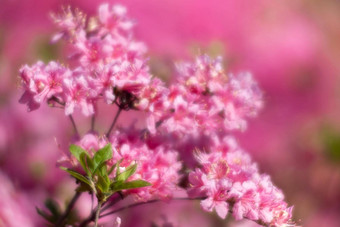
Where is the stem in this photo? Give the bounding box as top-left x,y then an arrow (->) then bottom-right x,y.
55,192 -> 81,227
79,197 -> 204,226
100,197 -> 206,218
100,194 -> 122,213
91,115 -> 95,131
68,115 -> 79,137
78,194 -> 121,227
91,193 -> 94,213
78,212 -> 95,227
94,201 -> 103,227
106,108 -> 122,138
79,196 -> 269,227
99,197 -> 269,227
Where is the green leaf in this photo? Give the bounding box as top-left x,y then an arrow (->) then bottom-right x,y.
93,144 -> 113,168
96,174 -> 110,193
107,163 -> 116,175
116,163 -> 137,182
321,125 -> 340,163
60,167 -> 91,186
44,199 -> 61,218
79,152 -> 94,176
123,180 -> 152,189
111,180 -> 151,192
36,207 -> 54,223
69,144 -> 87,162
93,161 -> 108,176
69,144 -> 94,176
115,159 -> 123,176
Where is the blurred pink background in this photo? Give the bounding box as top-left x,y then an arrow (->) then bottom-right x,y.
1,0 -> 340,226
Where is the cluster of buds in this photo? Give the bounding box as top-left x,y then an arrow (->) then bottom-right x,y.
19,3 -> 296,227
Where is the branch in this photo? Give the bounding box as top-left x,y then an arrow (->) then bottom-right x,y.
99,197 -> 206,218
94,201 -> 103,227
106,107 -> 122,138
47,96 -> 79,137
55,191 -> 81,227
68,115 -> 80,137
91,115 -> 96,131
78,196 -> 271,227
78,194 -> 122,227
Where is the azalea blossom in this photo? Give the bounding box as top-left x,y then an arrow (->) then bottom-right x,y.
188,135 -> 294,226
17,3 -> 296,227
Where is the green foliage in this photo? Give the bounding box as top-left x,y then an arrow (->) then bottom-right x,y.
69,144 -> 86,162
111,179 -> 151,192
79,152 -> 94,176
34,36 -> 61,62
60,143 -> 151,203
321,125 -> 340,163
115,163 -> 137,182
60,167 -> 91,186
36,198 -> 79,226
94,144 -> 113,168
36,198 -> 61,224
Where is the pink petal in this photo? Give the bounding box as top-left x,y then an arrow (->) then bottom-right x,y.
215,201 -> 229,219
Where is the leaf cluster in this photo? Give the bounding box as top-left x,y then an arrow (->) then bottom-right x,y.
36,198 -> 78,226
61,143 -> 151,202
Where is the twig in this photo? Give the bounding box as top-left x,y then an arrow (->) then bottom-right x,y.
91,115 -> 95,131
91,193 -> 94,214
78,196 -> 270,227
94,201 -> 103,227
100,194 -> 123,213
78,194 -> 121,227
100,197 -> 206,218
106,108 -> 122,138
69,115 -> 79,137
79,197 -> 205,226
55,192 -> 81,227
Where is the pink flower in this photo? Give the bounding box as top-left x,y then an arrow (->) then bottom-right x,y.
114,216 -> 122,227
110,129 -> 182,200
62,72 -> 95,116
149,55 -> 263,135
64,130 -> 182,201
0,171 -> 37,227
19,61 -> 69,111
201,195 -> 229,219
16,3 -> 298,226
98,4 -> 134,35
188,135 -> 294,226
20,3 -> 153,116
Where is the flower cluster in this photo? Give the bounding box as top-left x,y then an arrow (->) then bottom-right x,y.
110,130 -> 182,200
0,171 -> 36,227
146,55 -> 263,135
188,135 -> 294,226
63,132 -> 182,201
19,4 -> 161,116
18,3 -> 296,227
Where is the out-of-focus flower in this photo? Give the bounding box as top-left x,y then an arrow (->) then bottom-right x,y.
0,171 -> 37,227
62,131 -> 183,201
18,4 -> 158,116
188,135 -> 294,226
146,55 -> 263,135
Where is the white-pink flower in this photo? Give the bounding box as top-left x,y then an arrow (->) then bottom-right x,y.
149,55 -> 263,135
188,135 -> 294,226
